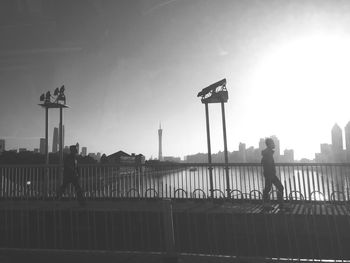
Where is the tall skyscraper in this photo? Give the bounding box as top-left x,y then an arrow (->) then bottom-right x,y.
39,138 -> 46,154
158,123 -> 163,161
259,138 -> 265,152
345,122 -> 350,162
238,142 -> 246,162
271,135 -> 280,161
332,123 -> 344,162
81,147 -> 87,157
0,139 -> 5,153
332,123 -> 343,152
76,143 -> 80,154
283,149 -> 294,162
52,127 -> 59,153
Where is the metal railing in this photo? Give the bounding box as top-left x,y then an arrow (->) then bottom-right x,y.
1,163 -> 350,202
1,200 -> 350,261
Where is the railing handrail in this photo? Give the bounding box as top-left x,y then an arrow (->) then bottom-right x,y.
1,162 -> 350,202
1,162 -> 350,168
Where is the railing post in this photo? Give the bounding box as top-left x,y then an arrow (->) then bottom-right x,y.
221,102 -> 231,198
44,107 -> 49,198
205,103 -> 214,198
162,199 -> 178,263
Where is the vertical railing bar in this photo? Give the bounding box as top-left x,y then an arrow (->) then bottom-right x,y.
306,166 -> 312,201
315,165 -> 321,200
301,166 -> 306,203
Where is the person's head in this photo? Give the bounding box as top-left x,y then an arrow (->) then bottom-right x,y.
69,145 -> 78,155
265,138 -> 275,149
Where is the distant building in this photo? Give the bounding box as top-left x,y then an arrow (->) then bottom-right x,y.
345,122 -> 350,162
332,123 -> 345,162
0,139 -> 5,154
163,156 -> 181,162
76,143 -> 80,155
63,146 -> 70,154
33,148 -> 39,153
238,142 -> 247,162
283,149 -> 294,162
107,151 -> 145,165
52,126 -> 65,153
315,143 -> 333,163
259,138 -> 265,152
19,148 -> 27,152
185,153 -> 207,163
270,135 -> 281,161
332,123 -> 343,152
88,152 -> 102,161
246,146 -> 260,162
39,138 -> 46,154
81,147 -> 87,157
88,153 -> 97,160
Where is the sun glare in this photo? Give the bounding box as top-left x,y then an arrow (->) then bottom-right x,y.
250,33 -> 350,158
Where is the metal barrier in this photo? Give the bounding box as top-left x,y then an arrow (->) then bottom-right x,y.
1,201 -> 350,261
1,163 -> 350,202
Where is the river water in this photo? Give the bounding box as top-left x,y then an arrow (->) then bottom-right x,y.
108,165 -> 350,201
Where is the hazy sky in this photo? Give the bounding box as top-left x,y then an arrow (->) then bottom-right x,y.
1,0 -> 350,160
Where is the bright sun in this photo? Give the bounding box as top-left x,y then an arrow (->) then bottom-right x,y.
250,33 -> 350,158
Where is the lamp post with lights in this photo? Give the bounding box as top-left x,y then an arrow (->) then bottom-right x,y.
38,86 -> 68,167
197,79 -> 230,198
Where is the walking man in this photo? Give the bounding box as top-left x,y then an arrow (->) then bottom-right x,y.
261,138 -> 284,209
57,145 -> 85,205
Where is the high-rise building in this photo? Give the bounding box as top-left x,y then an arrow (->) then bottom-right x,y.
270,135 -> 280,161
39,138 -> 46,154
0,139 -> 5,153
76,143 -> 80,155
259,138 -> 265,152
53,126 -> 65,153
158,123 -> 163,161
332,123 -> 343,153
283,149 -> 294,162
238,142 -> 246,162
345,122 -> 350,162
81,147 -> 87,157
63,146 -> 70,154
52,127 -> 58,153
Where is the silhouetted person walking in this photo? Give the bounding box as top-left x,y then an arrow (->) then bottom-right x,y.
261,138 -> 284,209
57,145 -> 85,205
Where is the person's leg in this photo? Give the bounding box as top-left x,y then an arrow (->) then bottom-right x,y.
263,176 -> 272,203
56,177 -> 69,199
272,175 -> 284,205
71,177 -> 85,203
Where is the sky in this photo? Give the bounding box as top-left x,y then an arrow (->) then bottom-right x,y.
1,0 -> 350,160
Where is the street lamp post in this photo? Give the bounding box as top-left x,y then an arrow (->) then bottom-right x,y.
197,79 -> 230,199
39,86 -> 68,197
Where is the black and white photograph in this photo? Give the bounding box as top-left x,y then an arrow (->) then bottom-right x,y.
1,0 -> 350,262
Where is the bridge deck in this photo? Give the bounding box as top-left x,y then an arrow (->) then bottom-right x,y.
1,200 -> 350,261
2,199 -> 350,216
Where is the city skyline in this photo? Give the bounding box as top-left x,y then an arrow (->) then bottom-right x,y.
2,121 -> 350,162
1,1 -> 350,160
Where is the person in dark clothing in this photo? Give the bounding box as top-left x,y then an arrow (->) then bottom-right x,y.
261,138 -> 284,209
57,145 -> 85,205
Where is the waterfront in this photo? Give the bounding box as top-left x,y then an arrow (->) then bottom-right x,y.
1,163 -> 349,201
